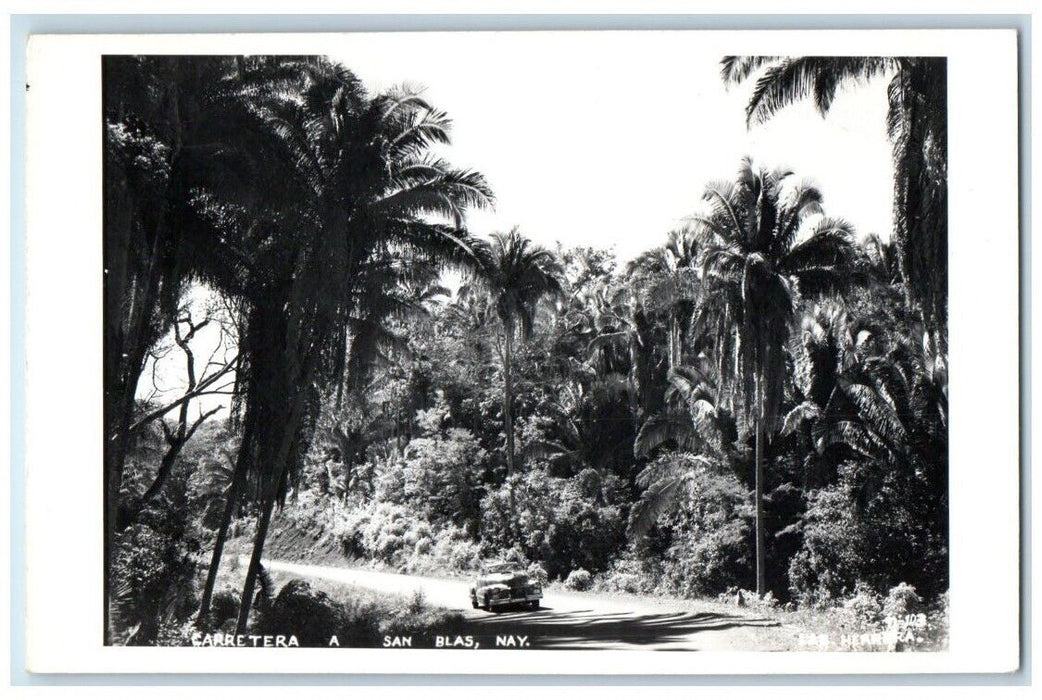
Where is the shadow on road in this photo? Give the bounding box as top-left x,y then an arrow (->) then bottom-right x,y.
465,606 -> 781,650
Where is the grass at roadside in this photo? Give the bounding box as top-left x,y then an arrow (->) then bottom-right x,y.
192,540 -> 466,647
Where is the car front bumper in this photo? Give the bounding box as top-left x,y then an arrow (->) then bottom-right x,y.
488,591 -> 541,605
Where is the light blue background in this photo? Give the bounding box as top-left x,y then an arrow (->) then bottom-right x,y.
8,12 -> 1032,687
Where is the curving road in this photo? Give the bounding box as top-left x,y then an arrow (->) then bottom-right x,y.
254,557 -> 794,651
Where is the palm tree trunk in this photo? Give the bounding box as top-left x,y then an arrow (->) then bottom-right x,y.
234,394 -> 305,636
754,373 -> 767,597
235,480 -> 278,636
503,327 -> 517,527
668,314 -> 681,370
196,445 -> 249,627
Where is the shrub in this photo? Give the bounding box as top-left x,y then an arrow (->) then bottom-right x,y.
208,587 -> 240,627
337,598 -> 383,647
407,589 -> 427,615
564,568 -> 593,591
480,467 -> 624,579
645,457 -> 752,598
526,562 -> 549,587
289,498 -> 482,575
112,516 -> 199,645
399,428 -> 487,529
259,579 -> 346,646
596,544 -> 663,595
427,530 -> 482,572
414,536 -> 433,556
840,582 -> 883,630
788,462 -> 948,604
787,483 -> 866,605
882,582 -> 924,620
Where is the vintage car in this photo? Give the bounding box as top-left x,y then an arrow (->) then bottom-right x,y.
469,561 -> 541,611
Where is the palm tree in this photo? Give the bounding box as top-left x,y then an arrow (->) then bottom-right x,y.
523,370 -> 634,480
327,256 -> 450,499
633,361 -> 737,462
627,228 -> 702,371
242,76 -> 491,636
780,300 -> 878,488
692,159 -> 863,596
467,228 -> 563,524
586,282 -> 661,425
783,300 -> 947,482
171,60 -> 494,635
629,357 -> 742,540
720,56 -> 947,355
783,297 -> 948,595
104,55 -> 325,639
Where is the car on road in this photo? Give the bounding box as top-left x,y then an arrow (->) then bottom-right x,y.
470,561 -> 541,611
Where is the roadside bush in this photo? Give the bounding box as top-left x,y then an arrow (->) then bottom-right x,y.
791,583 -> 947,652
787,483 -> 867,606
425,527 -> 482,572
400,427 -> 487,530
564,568 -> 593,591
112,496 -> 200,645
259,579 -> 346,646
653,459 -> 752,598
208,588 -> 240,628
289,499 -> 481,575
596,544 -> 664,595
526,562 -> 549,587
480,467 -> 625,579
840,582 -> 884,630
717,587 -> 779,612
882,582 -> 924,619
788,462 -> 947,605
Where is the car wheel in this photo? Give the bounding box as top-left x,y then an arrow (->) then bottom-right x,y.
483,593 -> 492,612
529,600 -> 539,610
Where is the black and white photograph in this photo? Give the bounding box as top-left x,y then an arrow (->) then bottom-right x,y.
20,26 -> 1021,677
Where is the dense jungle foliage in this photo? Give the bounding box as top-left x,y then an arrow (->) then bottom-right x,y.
105,55 -> 948,646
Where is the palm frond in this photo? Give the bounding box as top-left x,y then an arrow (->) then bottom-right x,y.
720,55 -> 782,86
634,412 -> 695,458
628,477 -> 684,538
745,57 -> 894,126
780,401 -> 821,436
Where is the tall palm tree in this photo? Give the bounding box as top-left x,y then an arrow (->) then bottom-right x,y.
627,228 -> 702,371
586,282 -> 661,424
175,59 -> 494,634
104,55 -> 324,639
692,159 -> 863,595
720,56 -> 947,355
466,228 -> 563,523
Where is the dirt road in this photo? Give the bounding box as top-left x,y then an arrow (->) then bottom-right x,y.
256,558 -> 795,651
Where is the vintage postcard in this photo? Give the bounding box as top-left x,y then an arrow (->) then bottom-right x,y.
22,28 -> 1020,675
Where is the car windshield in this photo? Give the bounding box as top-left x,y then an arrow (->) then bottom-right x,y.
482,563 -> 518,575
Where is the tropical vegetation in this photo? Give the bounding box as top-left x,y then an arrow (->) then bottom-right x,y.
106,54 -> 948,647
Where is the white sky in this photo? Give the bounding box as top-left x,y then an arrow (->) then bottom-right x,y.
141,33 -> 897,415
327,32 -> 895,261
